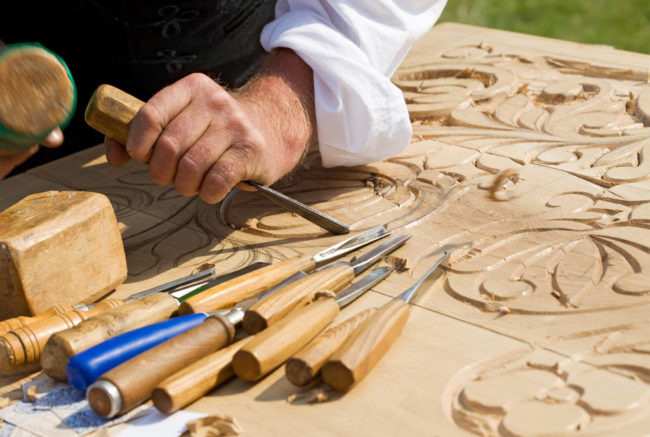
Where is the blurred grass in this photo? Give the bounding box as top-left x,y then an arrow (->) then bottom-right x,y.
439,0 -> 650,54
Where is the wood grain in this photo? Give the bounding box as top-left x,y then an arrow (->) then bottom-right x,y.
322,300 -> 410,391
0,298 -> 123,373
286,308 -> 376,386
40,293 -> 178,381
0,305 -> 75,335
3,22 -> 650,436
0,191 -> 127,318
92,314 -> 235,416
153,338 -> 251,414
242,263 -> 353,334
84,84 -> 144,146
233,297 -> 340,382
179,255 -> 316,315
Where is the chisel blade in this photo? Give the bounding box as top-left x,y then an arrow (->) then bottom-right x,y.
335,266 -> 394,308
397,251 -> 450,304
245,181 -> 350,234
311,225 -> 390,266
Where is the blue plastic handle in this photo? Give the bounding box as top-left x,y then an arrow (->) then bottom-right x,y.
67,312 -> 209,391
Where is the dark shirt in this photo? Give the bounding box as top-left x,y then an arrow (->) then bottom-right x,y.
2,0 -> 275,172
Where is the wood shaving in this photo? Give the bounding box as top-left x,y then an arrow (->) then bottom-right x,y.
0,397 -> 9,408
385,255 -> 409,272
181,415 -> 242,437
193,263 -> 215,274
287,387 -> 331,404
25,385 -> 38,403
488,169 -> 520,202
313,290 -> 337,301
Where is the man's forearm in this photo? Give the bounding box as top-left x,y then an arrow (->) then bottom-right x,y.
236,48 -> 316,176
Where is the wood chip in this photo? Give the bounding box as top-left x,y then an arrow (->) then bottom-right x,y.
25,385 -> 38,403
181,415 -> 242,437
488,168 -> 520,202
287,387 -> 331,404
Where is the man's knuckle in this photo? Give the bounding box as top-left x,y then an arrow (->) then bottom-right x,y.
178,153 -> 201,175
155,135 -> 180,158
138,104 -> 161,127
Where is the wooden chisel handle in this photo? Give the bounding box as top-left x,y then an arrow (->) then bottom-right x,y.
41,293 -> 179,381
153,337 -> 252,414
242,263 -> 354,334
0,299 -> 123,373
179,255 -> 316,315
285,308 -> 376,387
321,300 -> 410,391
233,297 -> 340,382
88,314 -> 236,418
85,84 -> 144,145
0,304 -> 75,335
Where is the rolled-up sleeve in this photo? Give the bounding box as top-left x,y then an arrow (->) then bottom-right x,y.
260,0 -> 447,167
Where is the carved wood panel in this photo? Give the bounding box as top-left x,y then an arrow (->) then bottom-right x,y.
1,22 -> 650,436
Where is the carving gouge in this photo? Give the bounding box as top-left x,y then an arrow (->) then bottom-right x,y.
71,271 -> 305,394
38,264 -> 268,381
153,266 -> 393,414
232,266 -> 394,382
85,84 -> 349,235
321,252 -> 450,391
178,225 -> 390,315
0,266 -> 215,336
0,266 -> 227,373
242,234 -> 410,334
286,307 -> 376,387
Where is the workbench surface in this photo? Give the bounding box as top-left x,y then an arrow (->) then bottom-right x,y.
2,22 -> 650,436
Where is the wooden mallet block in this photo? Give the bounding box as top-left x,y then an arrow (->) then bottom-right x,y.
0,191 -> 127,318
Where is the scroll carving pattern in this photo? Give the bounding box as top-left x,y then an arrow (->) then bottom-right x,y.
11,24 -> 650,435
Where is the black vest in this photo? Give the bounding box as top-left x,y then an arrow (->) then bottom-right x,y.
2,0 -> 276,169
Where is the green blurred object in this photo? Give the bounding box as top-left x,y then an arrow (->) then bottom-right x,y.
0,43 -> 77,152
439,0 -> 650,54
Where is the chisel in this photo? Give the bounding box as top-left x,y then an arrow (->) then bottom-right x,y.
0,266 -> 223,374
285,308 -> 376,387
72,271 -> 305,393
321,252 -> 450,391
232,266 -> 394,382
38,264 -> 266,381
178,225 -> 390,315
152,266 -> 393,414
85,272 -> 306,418
84,84 -> 350,235
241,234 -> 410,334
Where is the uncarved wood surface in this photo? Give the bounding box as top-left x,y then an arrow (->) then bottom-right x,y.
1,22 -> 650,436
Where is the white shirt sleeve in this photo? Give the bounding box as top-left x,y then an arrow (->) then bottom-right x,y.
260,0 -> 447,167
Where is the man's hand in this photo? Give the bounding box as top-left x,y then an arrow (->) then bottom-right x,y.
105,48 -> 316,204
0,128 -> 63,180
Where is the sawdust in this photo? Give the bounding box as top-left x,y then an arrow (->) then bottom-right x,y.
181,415 -> 242,437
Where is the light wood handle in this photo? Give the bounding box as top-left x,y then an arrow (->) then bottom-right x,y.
0,304 -> 75,335
242,264 -> 353,334
321,299 -> 410,391
179,255 -> 316,315
153,337 -> 252,414
89,315 -> 235,417
85,84 -> 144,145
0,299 -> 123,373
233,297 -> 340,382
41,293 -> 179,381
285,308 -> 376,387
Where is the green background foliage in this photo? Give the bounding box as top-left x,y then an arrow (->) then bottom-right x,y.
438,0 -> 650,54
